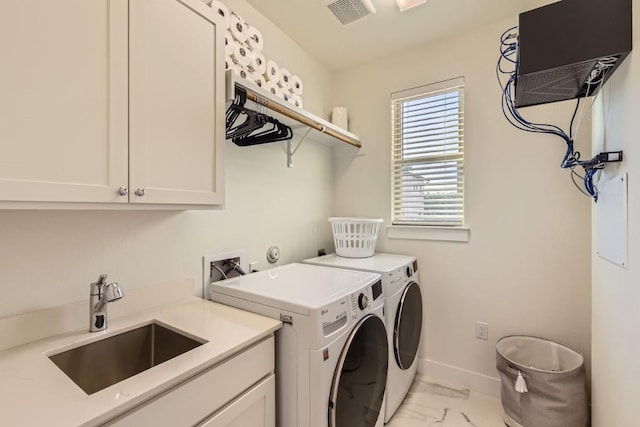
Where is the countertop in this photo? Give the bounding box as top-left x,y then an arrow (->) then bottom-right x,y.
0,298 -> 282,426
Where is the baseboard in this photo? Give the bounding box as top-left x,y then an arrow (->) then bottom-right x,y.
418,358 -> 501,398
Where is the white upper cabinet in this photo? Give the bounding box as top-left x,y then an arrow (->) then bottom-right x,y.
0,0 -> 224,207
129,0 -> 224,205
0,0 -> 129,203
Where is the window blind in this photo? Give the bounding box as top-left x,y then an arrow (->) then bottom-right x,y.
391,78 -> 465,226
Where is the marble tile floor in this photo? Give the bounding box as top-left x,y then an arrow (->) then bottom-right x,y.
386,377 -> 505,427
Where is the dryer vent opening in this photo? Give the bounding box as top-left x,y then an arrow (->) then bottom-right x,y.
323,0 -> 376,25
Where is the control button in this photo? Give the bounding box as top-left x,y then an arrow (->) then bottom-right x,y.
358,293 -> 369,310
406,266 -> 413,277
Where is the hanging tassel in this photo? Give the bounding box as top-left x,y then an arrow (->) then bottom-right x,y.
515,371 -> 528,393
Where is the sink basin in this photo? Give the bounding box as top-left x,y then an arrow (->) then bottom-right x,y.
49,322 -> 205,395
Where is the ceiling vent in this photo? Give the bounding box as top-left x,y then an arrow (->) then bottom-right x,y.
322,0 -> 376,25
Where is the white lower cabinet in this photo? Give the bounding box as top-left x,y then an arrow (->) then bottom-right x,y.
104,337 -> 274,427
198,375 -> 275,427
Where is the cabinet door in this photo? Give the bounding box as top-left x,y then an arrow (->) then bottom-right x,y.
129,0 -> 225,206
198,375 -> 275,427
0,0 -> 129,203
104,337 -> 275,427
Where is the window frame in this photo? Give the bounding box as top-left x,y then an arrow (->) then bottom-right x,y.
390,77 -> 467,233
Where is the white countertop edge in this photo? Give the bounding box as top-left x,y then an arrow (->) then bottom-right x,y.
0,298 -> 282,427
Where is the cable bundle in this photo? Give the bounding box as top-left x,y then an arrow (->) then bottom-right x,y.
496,27 -> 615,202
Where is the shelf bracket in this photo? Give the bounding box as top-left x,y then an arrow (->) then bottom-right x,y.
287,127 -> 314,168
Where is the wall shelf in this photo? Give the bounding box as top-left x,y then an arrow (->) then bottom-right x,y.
225,71 -> 362,156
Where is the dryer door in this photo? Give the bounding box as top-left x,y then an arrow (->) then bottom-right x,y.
393,281 -> 423,370
328,314 -> 388,427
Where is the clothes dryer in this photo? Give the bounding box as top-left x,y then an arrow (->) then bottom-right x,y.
210,263 -> 388,427
304,253 -> 422,422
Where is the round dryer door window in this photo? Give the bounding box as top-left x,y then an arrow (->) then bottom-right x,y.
394,281 -> 423,370
329,314 -> 388,427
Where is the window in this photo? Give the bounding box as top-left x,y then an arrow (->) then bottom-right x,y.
391,77 -> 465,227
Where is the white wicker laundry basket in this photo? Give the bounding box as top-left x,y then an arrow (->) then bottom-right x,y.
329,217 -> 383,258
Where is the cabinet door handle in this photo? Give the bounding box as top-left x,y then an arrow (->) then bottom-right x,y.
117,187 -> 128,196
135,188 -> 146,197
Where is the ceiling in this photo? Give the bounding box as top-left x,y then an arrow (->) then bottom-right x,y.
244,0 -> 557,71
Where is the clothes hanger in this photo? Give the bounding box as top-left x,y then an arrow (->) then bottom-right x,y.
226,86 -> 294,146
233,115 -> 293,146
229,108 -> 267,139
225,88 -> 249,136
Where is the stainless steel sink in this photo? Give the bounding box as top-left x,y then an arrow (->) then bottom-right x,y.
49,322 -> 205,394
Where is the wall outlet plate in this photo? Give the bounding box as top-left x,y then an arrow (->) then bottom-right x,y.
249,261 -> 260,273
476,321 -> 489,340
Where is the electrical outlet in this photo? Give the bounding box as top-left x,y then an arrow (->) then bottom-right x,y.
202,250 -> 247,297
476,322 -> 489,340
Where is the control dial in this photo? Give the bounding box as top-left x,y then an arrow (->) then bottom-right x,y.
358,293 -> 369,310
406,266 -> 413,278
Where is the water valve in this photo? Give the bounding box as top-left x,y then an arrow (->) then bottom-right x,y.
267,246 -> 280,263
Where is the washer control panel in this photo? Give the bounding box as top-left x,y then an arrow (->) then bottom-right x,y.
390,262 -> 417,281
349,285 -> 375,319
406,264 -> 413,278
358,293 -> 369,310
320,298 -> 349,336
385,262 -> 418,295
388,268 -> 404,287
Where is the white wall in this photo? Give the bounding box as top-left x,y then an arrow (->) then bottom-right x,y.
591,6 -> 639,425
332,17 -> 592,394
0,0 -> 336,319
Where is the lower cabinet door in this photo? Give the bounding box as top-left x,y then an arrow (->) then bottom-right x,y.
198,375 -> 275,427
104,337 -> 274,427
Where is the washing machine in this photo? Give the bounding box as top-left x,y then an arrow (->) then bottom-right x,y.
210,263 -> 388,427
304,253 -> 422,423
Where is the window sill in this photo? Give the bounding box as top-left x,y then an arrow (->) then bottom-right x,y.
386,225 -> 470,242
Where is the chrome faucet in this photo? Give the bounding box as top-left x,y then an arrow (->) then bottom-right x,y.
89,274 -> 124,332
